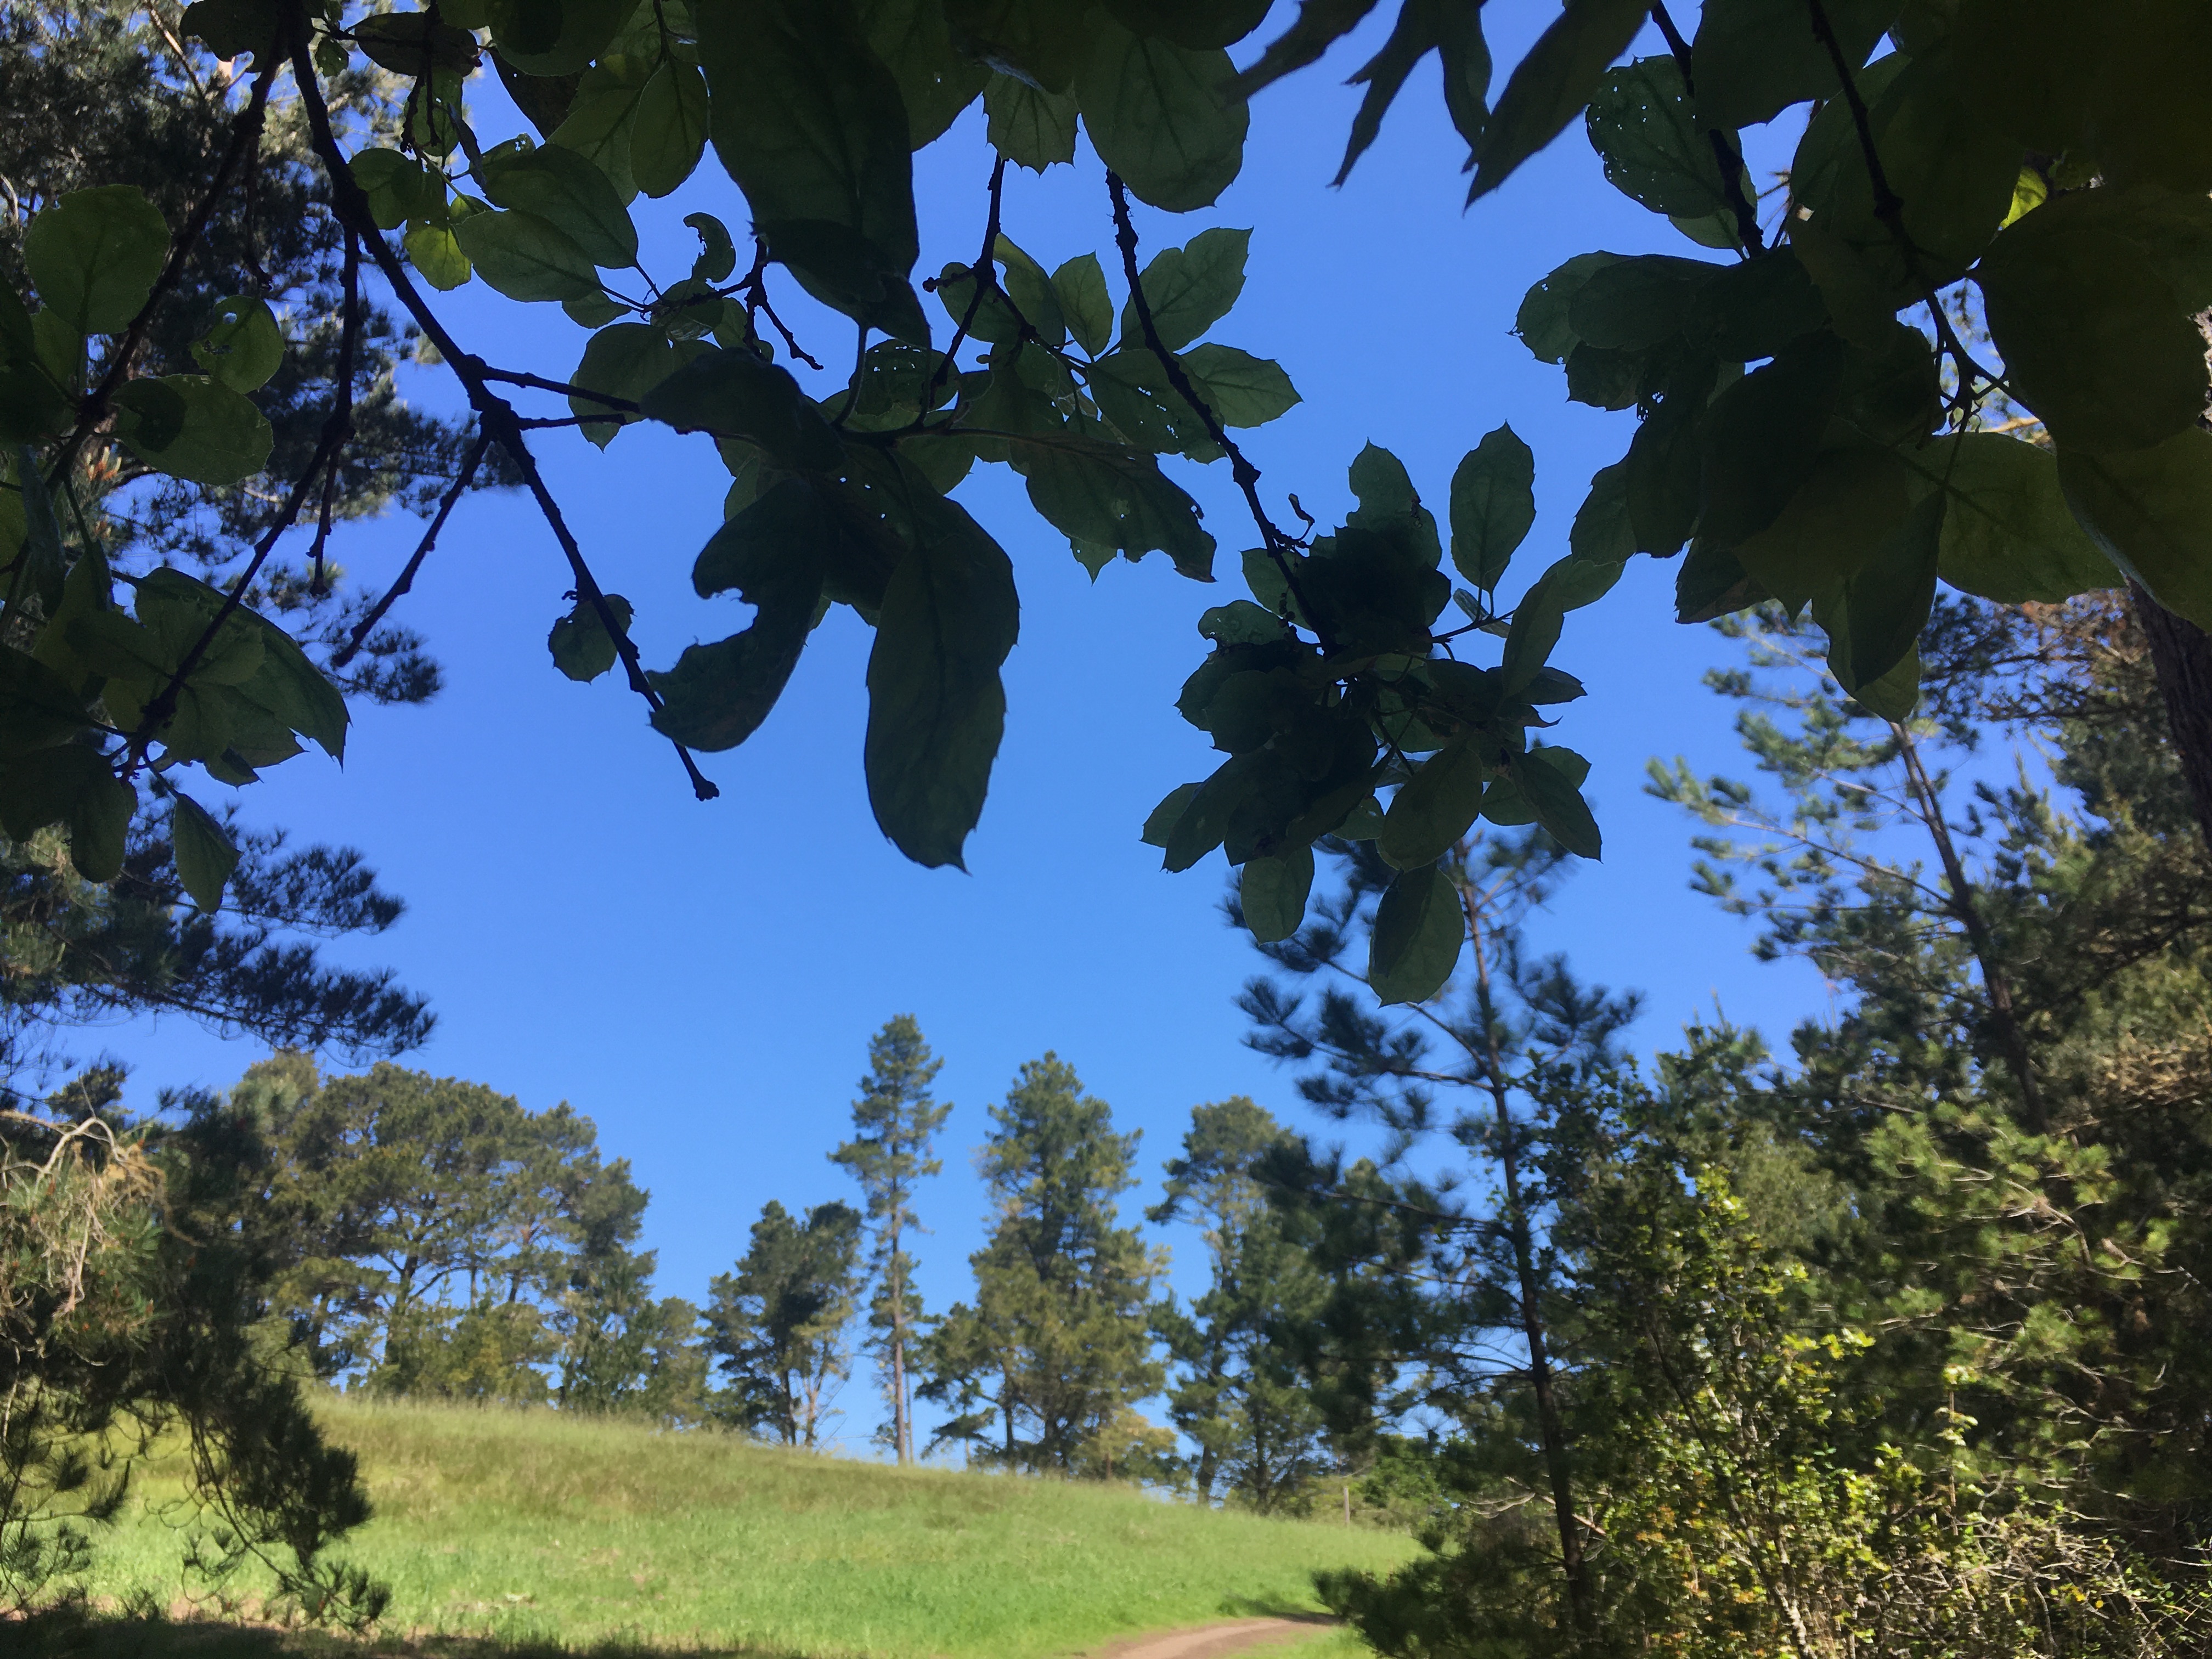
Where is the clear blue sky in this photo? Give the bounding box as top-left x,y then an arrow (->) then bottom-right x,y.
93,9 -> 1836,1450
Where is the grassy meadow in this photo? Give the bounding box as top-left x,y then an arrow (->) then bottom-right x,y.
40,1397 -> 1414,1658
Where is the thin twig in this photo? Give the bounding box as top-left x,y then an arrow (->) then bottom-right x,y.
288,22 -> 719,802
923,154 -> 1009,412
331,430 -> 487,668
306,228 -> 362,596
475,366 -> 639,409
1104,172 -> 1330,647
737,238 -> 823,370
46,51 -> 280,488
1647,0 -> 1766,254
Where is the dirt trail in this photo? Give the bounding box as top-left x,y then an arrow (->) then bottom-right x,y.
1076,1618 -> 1336,1659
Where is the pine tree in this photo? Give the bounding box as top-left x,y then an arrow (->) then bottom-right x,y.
919,1054 -> 1164,1476
828,1015 -> 951,1465
1149,1096 -> 1331,1509
705,1199 -> 863,1447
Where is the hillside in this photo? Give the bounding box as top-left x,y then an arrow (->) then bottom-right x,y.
65,1398 -> 1415,1657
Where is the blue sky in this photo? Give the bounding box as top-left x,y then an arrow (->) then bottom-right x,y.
89,9 -> 1844,1451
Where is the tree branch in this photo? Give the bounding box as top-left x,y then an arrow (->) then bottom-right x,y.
46,49 -> 281,487
286,21 -> 718,801
330,430 -> 488,669
1647,0 -> 1766,255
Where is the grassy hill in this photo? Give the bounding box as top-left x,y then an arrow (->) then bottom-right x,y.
55,1398 -> 1414,1657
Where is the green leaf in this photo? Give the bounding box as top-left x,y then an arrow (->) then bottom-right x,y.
1569,460 -> 1635,565
491,0 -> 639,76
1107,0 -> 1271,49
1141,780 -> 1203,846
1178,344 -> 1299,427
23,185 -> 169,336
1688,249 -> 1829,362
190,296 -> 283,393
1980,191 -> 2212,455
549,592 -> 635,681
0,644 -> 93,760
1198,600 -> 1282,644
568,322 -> 675,446
2058,427 -> 2212,630
479,142 -> 640,267
946,0 -> 1090,92
1229,0 -> 1382,101
994,235 -> 1066,346
452,209 -> 600,302
1518,745 -> 1601,857
170,793 -> 239,911
651,487 -> 828,752
865,492 -> 1020,870
1502,551 -> 1623,692
637,346 -> 842,470
112,375 -> 273,485
1734,446 -> 1912,613
699,0 -> 919,277
1905,433 -> 2117,604
1348,442 -> 1417,523
181,0 -> 276,58
1380,736 -> 1487,870
1675,537 -> 1768,624
1052,253 -> 1113,356
351,149 -> 439,230
1015,438 -> 1217,580
1515,251 -> 1624,363
633,61 -> 712,199
1691,0 -> 1895,129
9,444 -> 65,616
403,221 -> 473,291
984,73 -> 1080,171
1623,397 -> 1701,556
67,772 -> 135,883
1240,843 -> 1315,943
1585,55 -> 1734,219
0,744 -> 108,843
1450,423 -> 1536,590
1833,490 -> 1942,690
1076,19 -> 1248,212
861,0 -> 989,145
551,60 -> 653,203
1468,0 -> 1649,203
1368,862 -> 1464,1005
1697,331 -> 1846,550
1566,253 -> 1714,351
765,220 -> 932,345
1334,0 -> 1448,187
353,11 -> 480,74
1120,228 -> 1249,353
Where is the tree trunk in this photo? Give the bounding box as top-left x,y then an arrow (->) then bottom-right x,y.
1459,875 -> 1593,1633
2130,579 -> 2212,853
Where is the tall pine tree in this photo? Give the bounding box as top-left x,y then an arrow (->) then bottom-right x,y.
828,1015 -> 951,1465
920,1054 -> 1164,1476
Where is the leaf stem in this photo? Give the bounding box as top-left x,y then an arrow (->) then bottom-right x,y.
1646,0 -> 1766,254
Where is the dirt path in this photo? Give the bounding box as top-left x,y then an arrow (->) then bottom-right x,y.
1076,1617 -> 1338,1659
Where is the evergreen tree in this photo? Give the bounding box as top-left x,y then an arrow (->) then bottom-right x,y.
919,1054 -> 1164,1477
828,1015 -> 951,1466
1148,1096 -> 1331,1510
1238,829 -> 1640,1623
705,1199 -> 862,1447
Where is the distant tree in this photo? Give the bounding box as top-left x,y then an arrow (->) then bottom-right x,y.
920,1054 -> 1164,1477
706,1199 -> 863,1447
828,1014 -> 952,1466
236,1058 -> 640,1391
1149,1097 -> 1332,1510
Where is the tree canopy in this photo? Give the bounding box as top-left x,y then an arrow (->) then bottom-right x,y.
7,0 -> 2208,1002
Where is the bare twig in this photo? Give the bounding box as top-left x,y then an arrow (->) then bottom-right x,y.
737,238 -> 823,370
475,366 -> 639,409
331,430 -> 487,668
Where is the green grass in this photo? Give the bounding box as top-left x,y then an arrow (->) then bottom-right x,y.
43,1397 -> 1413,1658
